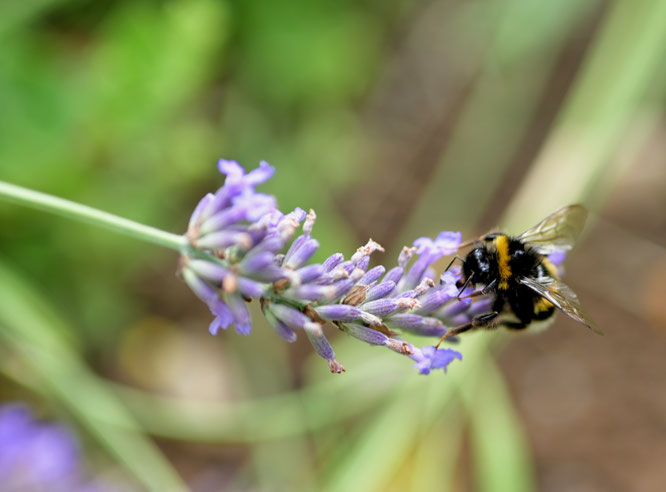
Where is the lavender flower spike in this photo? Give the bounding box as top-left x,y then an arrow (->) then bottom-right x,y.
180,159 -> 488,374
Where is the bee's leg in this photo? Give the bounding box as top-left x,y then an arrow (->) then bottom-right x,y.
435,311 -> 499,348
471,311 -> 501,329
501,321 -> 527,330
455,275 -> 474,298
435,323 -> 473,347
458,279 -> 497,300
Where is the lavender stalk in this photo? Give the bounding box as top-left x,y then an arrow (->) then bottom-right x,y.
0,181 -> 186,251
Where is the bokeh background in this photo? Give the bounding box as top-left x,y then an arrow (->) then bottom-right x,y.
1,0 -> 665,490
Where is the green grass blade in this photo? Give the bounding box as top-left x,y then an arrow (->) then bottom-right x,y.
0,260 -> 186,492
505,0 -> 666,219
459,354 -> 536,492
321,336 -> 489,492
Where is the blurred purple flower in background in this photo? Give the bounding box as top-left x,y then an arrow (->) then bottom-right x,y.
180,160 -> 491,374
0,403 -> 101,492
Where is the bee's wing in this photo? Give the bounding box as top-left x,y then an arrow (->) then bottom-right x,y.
517,205 -> 588,255
517,276 -> 603,334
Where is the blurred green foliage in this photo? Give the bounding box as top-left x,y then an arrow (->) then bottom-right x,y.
1,0 -> 664,490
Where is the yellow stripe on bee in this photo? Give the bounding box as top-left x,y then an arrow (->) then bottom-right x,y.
541,257 -> 559,279
534,297 -> 554,314
493,235 -> 511,289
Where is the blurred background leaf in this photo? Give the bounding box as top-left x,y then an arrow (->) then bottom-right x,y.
0,259 -> 186,490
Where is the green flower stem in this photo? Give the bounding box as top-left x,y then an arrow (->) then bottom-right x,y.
0,181 -> 310,309
0,181 -> 187,252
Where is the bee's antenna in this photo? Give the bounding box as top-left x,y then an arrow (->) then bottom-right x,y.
458,230 -> 501,249
457,239 -> 477,249
442,256 -> 465,278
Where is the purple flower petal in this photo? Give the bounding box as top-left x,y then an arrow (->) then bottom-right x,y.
548,251 -> 567,265
397,289 -> 417,299
235,321 -> 253,335
315,305 -> 363,322
264,310 -> 297,343
226,295 -> 252,335
232,192 -> 277,221
413,231 -> 461,256
249,236 -> 285,256
328,278 -> 356,301
210,299 -> 233,329
383,267 -> 404,285
288,284 -> 335,301
401,255 -> 434,291
237,277 -> 266,298
249,264 -> 287,283
416,287 -> 456,315
284,235 -> 307,264
209,317 -> 224,335
436,296 -> 472,319
271,210 -> 306,242
295,264 -> 325,284
343,323 -> 389,345
269,303 -> 311,329
217,159 -> 245,179
198,206 -> 248,236
186,260 -> 228,283
361,298 -> 418,317
317,265 -> 350,284
244,160 -> 275,186
338,260 -> 354,274
188,193 -> 215,231
183,269 -> 219,304
365,281 -> 396,302
467,298 -> 495,317
304,323 -> 336,362
439,270 -> 461,294
358,266 -> 385,286
385,314 -> 446,336
356,256 -> 370,271
403,232 -> 462,290
239,251 -> 276,275
321,253 -> 343,272
411,346 -> 462,374
196,230 -> 252,250
286,207 -> 308,224
254,209 -> 283,229
284,238 -> 319,269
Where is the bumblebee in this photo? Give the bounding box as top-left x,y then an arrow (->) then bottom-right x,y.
436,205 -> 601,346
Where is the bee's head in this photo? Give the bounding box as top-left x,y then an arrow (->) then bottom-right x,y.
481,232 -> 501,241
459,245 -> 494,287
